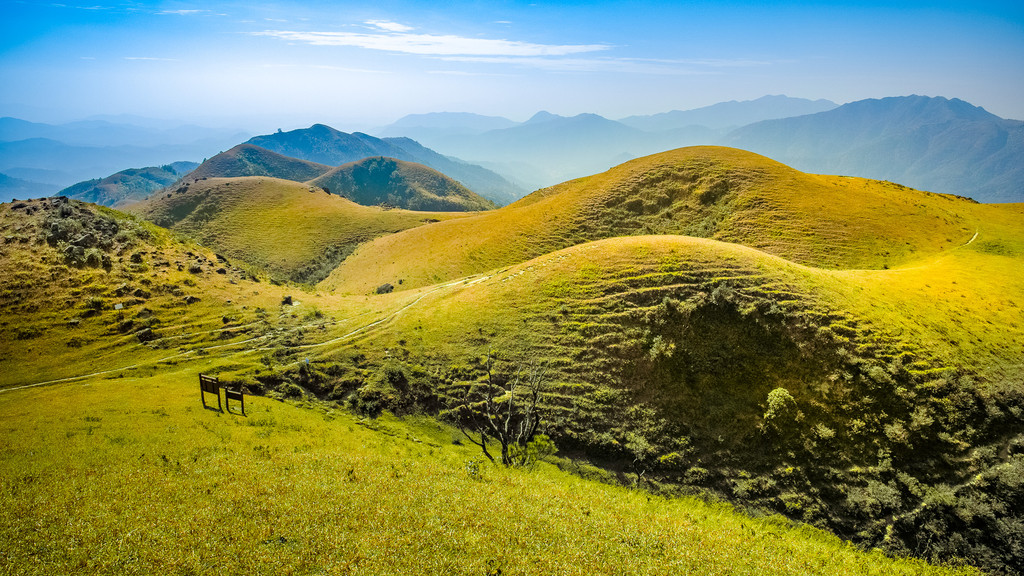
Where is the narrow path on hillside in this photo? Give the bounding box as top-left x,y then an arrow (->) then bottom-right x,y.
0,274 -> 491,394
289,274 -> 491,352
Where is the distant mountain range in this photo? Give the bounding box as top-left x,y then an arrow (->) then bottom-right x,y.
0,172 -> 59,203
374,96 -> 845,189
725,96 -> 1024,203
376,95 -> 1023,202
0,117 -> 248,192
4,95 -> 1021,205
619,95 -> 838,131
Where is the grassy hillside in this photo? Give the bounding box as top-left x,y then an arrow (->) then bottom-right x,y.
310,156 -> 496,212
4,142 -> 1023,573
0,196 -> 978,575
58,163 -> 197,207
0,196 -> 284,389
186,144 -> 332,182
311,231 -> 1024,573
129,176 -> 471,284
320,146 -> 977,294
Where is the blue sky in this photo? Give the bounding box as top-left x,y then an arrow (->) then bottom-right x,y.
1,0 -> 1022,130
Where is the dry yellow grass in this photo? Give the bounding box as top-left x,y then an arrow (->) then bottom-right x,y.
320,146 -> 977,294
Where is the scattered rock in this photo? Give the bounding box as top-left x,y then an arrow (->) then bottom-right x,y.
183,295 -> 200,305
282,295 -> 293,306
135,327 -> 156,343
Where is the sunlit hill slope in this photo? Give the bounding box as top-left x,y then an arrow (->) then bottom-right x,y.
130,176 -> 471,284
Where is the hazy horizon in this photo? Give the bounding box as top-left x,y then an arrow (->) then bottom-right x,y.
2,0 -> 1023,132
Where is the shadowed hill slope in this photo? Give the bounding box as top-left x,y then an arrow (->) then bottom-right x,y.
310,157 -> 496,212
320,146 -> 978,294
186,144 -> 332,182
58,162 -> 198,207
130,176 -> 470,284
247,124 -> 527,206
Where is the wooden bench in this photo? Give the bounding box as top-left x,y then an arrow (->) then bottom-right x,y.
224,384 -> 245,416
199,374 -> 221,411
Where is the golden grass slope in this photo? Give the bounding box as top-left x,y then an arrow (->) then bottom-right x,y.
130,176 -> 471,284
320,146 -> 978,294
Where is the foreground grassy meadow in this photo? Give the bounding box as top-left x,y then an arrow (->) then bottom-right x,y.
0,365 -> 977,576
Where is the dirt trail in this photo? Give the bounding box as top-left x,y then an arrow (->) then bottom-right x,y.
1,274 -> 491,394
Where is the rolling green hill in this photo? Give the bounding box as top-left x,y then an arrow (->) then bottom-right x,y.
247,124 -> 527,206
320,146 -> 978,295
186,143 -> 332,182
129,176 -> 470,284
310,156 -> 495,212
2,144 -> 1023,574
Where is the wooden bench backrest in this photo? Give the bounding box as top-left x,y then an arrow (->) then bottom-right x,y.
200,374 -> 219,394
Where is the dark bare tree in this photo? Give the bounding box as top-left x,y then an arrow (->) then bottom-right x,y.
452,352 -> 548,467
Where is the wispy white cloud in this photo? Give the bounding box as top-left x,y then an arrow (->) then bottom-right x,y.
254,28 -> 609,57
124,56 -> 177,61
158,9 -> 207,15
366,20 -> 414,33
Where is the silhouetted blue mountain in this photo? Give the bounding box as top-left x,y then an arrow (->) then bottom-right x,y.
725,96 -> 1024,202
0,172 -> 59,203
619,95 -> 838,131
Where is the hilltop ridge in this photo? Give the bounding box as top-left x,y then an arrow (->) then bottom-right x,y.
320,146 -> 977,294
246,124 -> 526,206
